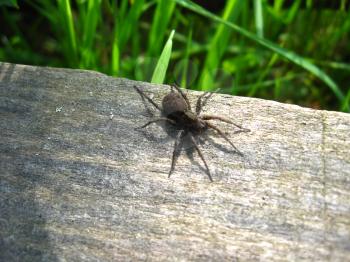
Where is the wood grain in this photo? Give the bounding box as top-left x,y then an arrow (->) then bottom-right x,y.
0,62 -> 349,261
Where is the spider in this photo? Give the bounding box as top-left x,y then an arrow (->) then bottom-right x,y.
134,84 -> 250,182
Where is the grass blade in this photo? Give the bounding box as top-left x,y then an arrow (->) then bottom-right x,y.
0,0 -> 18,8
111,37 -> 120,76
118,0 -> 145,52
148,0 -> 176,56
254,0 -> 264,38
198,0 -> 244,90
341,88 -> 350,111
80,0 -> 101,68
151,30 -> 175,84
175,0 -> 347,110
57,0 -> 77,66
181,26 -> 193,87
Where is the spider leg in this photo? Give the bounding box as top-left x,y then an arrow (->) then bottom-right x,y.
188,132 -> 213,182
136,117 -> 175,129
195,92 -> 214,114
133,85 -> 162,111
201,115 -> 250,132
195,88 -> 222,114
206,122 -> 244,156
171,84 -> 192,111
169,130 -> 186,178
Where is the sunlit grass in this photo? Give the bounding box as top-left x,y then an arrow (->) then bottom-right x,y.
151,30 -> 175,84
0,0 -> 349,111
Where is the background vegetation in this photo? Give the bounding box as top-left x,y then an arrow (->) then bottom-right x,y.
1,0 -> 349,112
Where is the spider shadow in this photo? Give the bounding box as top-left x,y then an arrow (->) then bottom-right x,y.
155,120 -> 242,176
135,119 -> 175,144
199,131 -> 237,155
180,135 -> 209,176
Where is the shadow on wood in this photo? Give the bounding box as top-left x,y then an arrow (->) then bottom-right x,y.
0,62 -> 349,261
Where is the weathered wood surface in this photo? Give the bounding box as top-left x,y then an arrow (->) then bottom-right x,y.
0,62 -> 349,261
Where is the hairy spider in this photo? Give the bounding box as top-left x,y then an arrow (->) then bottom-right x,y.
134,84 -> 250,182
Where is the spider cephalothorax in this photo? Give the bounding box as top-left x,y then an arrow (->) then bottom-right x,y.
134,84 -> 250,182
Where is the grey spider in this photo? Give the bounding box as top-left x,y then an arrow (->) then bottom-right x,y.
134,84 -> 250,182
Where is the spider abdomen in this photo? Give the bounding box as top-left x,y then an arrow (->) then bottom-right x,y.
162,92 -> 189,117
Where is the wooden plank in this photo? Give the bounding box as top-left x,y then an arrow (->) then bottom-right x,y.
0,62 -> 349,261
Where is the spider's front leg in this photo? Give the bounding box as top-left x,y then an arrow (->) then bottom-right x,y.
171,84 -> 192,111
201,115 -> 250,133
206,122 -> 244,156
195,92 -> 215,115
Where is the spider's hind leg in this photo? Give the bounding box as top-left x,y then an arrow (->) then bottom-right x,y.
188,132 -> 213,182
206,122 -> 244,156
169,130 -> 186,178
201,115 -> 250,133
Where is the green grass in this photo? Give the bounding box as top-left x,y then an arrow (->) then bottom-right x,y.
151,29 -> 175,84
0,0 -> 349,111
198,0 -> 244,91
